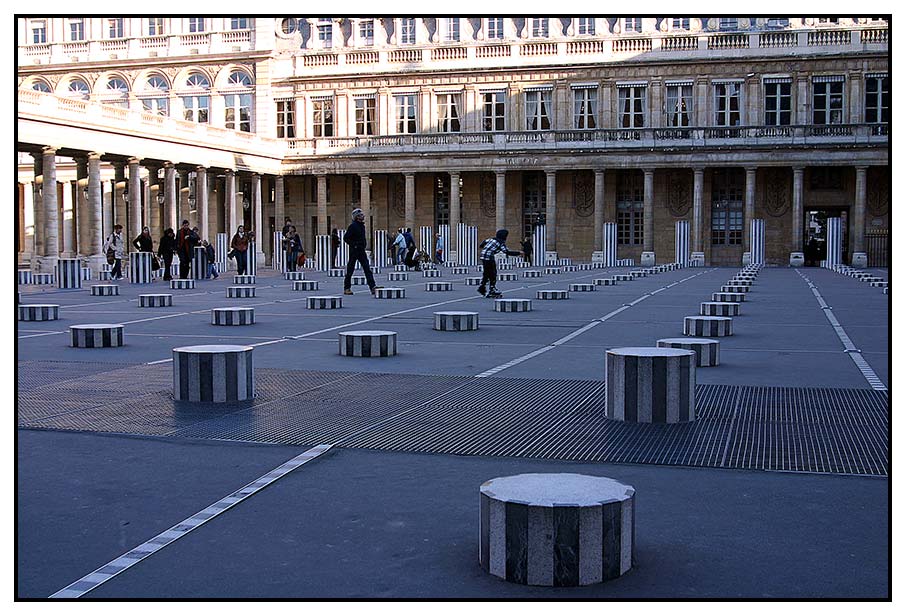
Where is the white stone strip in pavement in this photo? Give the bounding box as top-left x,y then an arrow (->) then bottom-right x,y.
49,444 -> 332,599
796,270 -> 887,391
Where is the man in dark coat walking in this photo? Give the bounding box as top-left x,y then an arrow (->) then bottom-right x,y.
343,209 -> 382,296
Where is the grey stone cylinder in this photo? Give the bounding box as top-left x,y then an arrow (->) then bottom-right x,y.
212,307 -> 255,325
56,258 -> 82,289
293,280 -> 319,291
307,295 -> 342,309
70,324 -> 124,348
657,337 -> 720,367
605,346 -> 696,423
536,290 -> 569,300
700,302 -> 740,316
712,292 -> 745,302
139,294 -> 173,307
227,286 -> 256,298
388,272 -> 409,281
375,287 -> 405,299
684,316 -> 733,337
339,330 -> 397,357
91,284 -> 119,296
233,275 -> 256,284
425,282 -> 453,291
479,473 -> 635,586
19,304 -> 59,321
495,298 -> 532,312
569,283 -> 596,292
434,311 -> 479,331
172,344 -> 255,402
170,279 -> 196,290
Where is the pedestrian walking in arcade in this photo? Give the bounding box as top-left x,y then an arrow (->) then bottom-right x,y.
103,224 -> 125,279
203,240 -> 219,279
342,208 -> 381,296
479,229 -> 522,298
176,220 -> 194,279
158,228 -> 176,281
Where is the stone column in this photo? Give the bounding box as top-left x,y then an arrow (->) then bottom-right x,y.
274,175 -> 285,233
692,167 -> 704,261
253,173 -> 265,262
41,147 -> 59,271
164,162 -> 178,230
790,166 -> 805,266
851,166 -> 868,267
128,157 -> 142,241
449,171 -> 461,259
495,169 -> 506,230
360,174 -> 371,234
61,178 -> 75,258
75,156 -> 89,257
148,166 -> 162,241
113,161 -> 126,231
225,169 -> 237,234
641,168 -> 655,266
404,172 -> 415,230
87,153 -> 103,257
545,169 -> 557,260
744,166 -> 756,253
317,174 -> 328,234
32,153 -> 44,259
593,169 -> 605,252
22,180 -> 34,260
195,167 -> 207,242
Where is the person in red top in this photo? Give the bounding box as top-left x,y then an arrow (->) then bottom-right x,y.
230,225 -> 253,275
175,220 -> 193,279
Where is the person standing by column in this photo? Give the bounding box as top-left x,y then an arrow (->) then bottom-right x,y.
231,225 -> 250,275
403,227 -> 416,268
521,235 -> 533,264
157,228 -> 176,281
435,232 -> 444,264
286,225 -> 302,272
132,226 -> 153,253
203,240 -> 219,279
393,228 -> 407,265
330,228 -> 340,268
343,209 -> 382,296
176,220 -> 193,279
103,224 -> 125,280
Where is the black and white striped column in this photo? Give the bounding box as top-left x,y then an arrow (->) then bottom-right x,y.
129,252 -> 153,284
172,344 -> 255,402
712,292 -> 745,302
750,219 -> 765,266
434,311 -> 479,331
426,282 -> 453,292
531,225 -> 546,267
480,473 -> 635,586
495,299 -> 532,312
466,277 -> 483,286
700,302 -> 740,316
328,268 -> 345,277
684,316 -> 733,337
246,241 -> 257,276
17,270 -> 33,285
33,273 -> 54,285
18,304 -> 59,321
191,246 -> 208,280
825,217 -> 843,269
498,273 -> 517,281
439,224 -> 450,265
675,220 -> 690,267
450,266 -> 468,274
721,285 -> 749,293
293,280 -> 319,291
595,277 -> 617,286
307,296 -> 342,309
423,269 -> 442,278
602,222 -> 617,267
335,230 -> 348,268
170,279 -> 196,290
614,274 -> 633,281
456,223 -> 478,266
544,266 -> 562,275
338,330 -> 397,357
234,275 -> 256,284
630,270 -> 647,278
90,284 -> 119,296
139,294 -> 173,307
389,272 -> 409,281
375,287 -> 405,299
419,226 -> 432,257
215,233 -> 228,273
212,307 -> 255,326
657,338 -> 720,367
350,275 -> 367,286
605,347 -> 696,423
226,286 -> 255,298
537,290 -> 569,300
569,283 -> 596,292
70,324 -> 124,348
55,258 -> 82,289
523,270 -> 543,278
272,230 -> 286,273
284,271 -> 305,281
373,230 -> 388,267
316,235 -> 331,271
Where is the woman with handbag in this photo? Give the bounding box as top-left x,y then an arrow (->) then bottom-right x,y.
103,224 -> 125,280
230,225 -> 250,275
157,228 -> 176,281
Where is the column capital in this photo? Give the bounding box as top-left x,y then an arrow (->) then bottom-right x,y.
744,165 -> 758,173
594,168 -> 605,176
643,168 -> 656,176
196,165 -> 207,172
544,168 -> 558,177
127,157 -> 141,165
403,172 -> 415,179
448,170 -> 460,178
88,152 -> 103,161
358,172 -> 370,178
41,145 -> 57,155
854,165 -> 869,172
792,166 -> 806,174
493,168 -> 506,176
164,161 -> 175,169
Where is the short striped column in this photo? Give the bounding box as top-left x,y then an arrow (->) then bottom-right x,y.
721,284 -> 749,293
684,316 -> 733,337
56,258 -> 82,289
293,280 -> 319,291
350,275 -> 367,285
212,307 -> 255,326
394,264 -> 409,272
33,273 -> 54,285
423,269 -> 442,278
70,324 -> 124,348
523,270 -> 543,278
595,277 -> 617,286
426,282 -> 453,292
498,273 -> 517,281
18,304 -> 59,321
139,294 -> 173,308
226,286 -> 256,298
480,473 -> 635,586
172,344 -> 255,402
544,266 -> 562,275
96,271 -> 113,281
465,277 -> 483,286
495,298 -> 532,312
338,330 -> 397,357
328,268 -> 345,277
712,292 -> 745,303
657,338 -> 720,367
375,287 -> 405,299
234,275 -> 256,285
170,279 -> 196,290
17,270 -> 33,285
700,302 -> 740,316
81,266 -> 92,281
497,261 -> 512,271
434,311 -> 478,331
630,270 -> 647,278
452,266 -> 469,275
307,296 -> 342,309
284,271 -> 305,281
569,283 -> 596,292
537,290 -> 569,300
871,281 -> 888,288
90,284 -> 119,296
563,265 -> 578,272
388,272 -> 409,281
129,253 -> 153,285
614,274 -> 633,281
605,347 -> 696,423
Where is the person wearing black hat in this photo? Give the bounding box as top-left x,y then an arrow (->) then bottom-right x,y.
343,208 -> 382,295
478,228 -> 522,298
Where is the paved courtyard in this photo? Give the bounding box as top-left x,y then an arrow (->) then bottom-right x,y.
16,263 -> 889,598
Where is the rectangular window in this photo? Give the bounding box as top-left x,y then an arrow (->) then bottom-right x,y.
188,18 -> 205,33
616,173 -> 643,246
276,100 -> 295,138
665,84 -> 693,127
812,78 -> 844,125
318,19 -> 332,47
359,19 -> 374,45
482,92 -> 506,131
437,93 -> 461,133
672,18 -> 690,30
618,85 -> 647,128
231,18 -> 248,30
312,99 -> 334,137
399,18 -> 416,44
32,20 -> 46,44
623,18 -> 642,33
714,83 -> 741,126
225,94 -> 252,132
442,18 -> 459,42
766,18 -> 789,29
108,18 -> 124,38
525,90 -> 552,130
141,98 -> 169,116
395,94 -> 417,134
719,18 -> 738,30
531,18 -> 549,38
183,96 -> 209,123
711,170 -> 744,246
817,18 -> 839,24
764,81 -> 792,126
573,88 -> 597,129
355,97 -> 376,135
864,75 -> 889,124
147,18 -> 164,36
486,18 -> 504,39
577,18 -> 595,35
69,18 -> 84,41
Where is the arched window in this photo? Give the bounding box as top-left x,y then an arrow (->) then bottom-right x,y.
31,80 -> 51,93
142,75 -> 170,116
185,73 -> 210,90
227,70 -> 252,88
67,79 -> 90,100
103,77 -> 130,108
182,73 -> 210,123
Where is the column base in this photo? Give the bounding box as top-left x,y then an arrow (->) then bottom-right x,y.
640,251 -> 656,267
591,251 -> 604,263
789,251 -> 805,267
545,251 -> 558,264
741,251 -> 751,266
691,252 -> 705,267
33,256 -> 59,274
850,252 -> 868,268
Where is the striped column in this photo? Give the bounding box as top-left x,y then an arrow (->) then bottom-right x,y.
438,224 -> 450,264
33,273 -> 54,285
825,217 -> 842,269
494,299 -> 532,312
532,225 -> 546,267
284,272 -> 304,281
700,302 -> 740,316
683,316 -> 733,337
18,304 -> 59,321
212,307 -> 255,326
307,296 -> 342,309
215,233 -> 228,272
316,235 -> 331,271
272,231 -> 286,273
602,222 -> 617,267
70,324 -> 124,348
465,276 -> 483,286
434,311 -> 478,331
750,219 -> 765,266
227,286 -> 256,298
172,344 -> 255,403
373,230 -> 388,267
90,284 -> 119,296
56,258 -> 82,289
81,266 -> 92,281
375,287 -> 405,299
657,338 -> 720,367
594,277 -> 617,286
537,290 -> 569,300
139,294 -> 172,307
675,221 -> 690,267
190,247 -> 208,280
457,223 -> 478,266
292,280 -> 319,291
423,269 -> 442,278
247,241 -> 257,276
498,273 -> 517,281
425,281 -> 453,291
605,347 -> 696,423
234,275 -> 256,284
569,283 -> 596,292
712,292 -> 745,302
129,252 -> 153,284
419,226 -> 432,257
480,474 -> 635,586
17,270 -> 33,285
389,272 -> 408,281
336,229 -> 348,268
338,330 -> 397,357
170,278 -> 195,290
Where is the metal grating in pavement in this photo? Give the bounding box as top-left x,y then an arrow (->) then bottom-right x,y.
16,363 -> 889,476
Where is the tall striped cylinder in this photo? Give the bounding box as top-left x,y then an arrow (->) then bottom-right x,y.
457,223 -> 478,266
191,246 -> 208,280
419,226 -> 432,257
272,231 -> 286,273
246,241 -> 257,276
825,217 -> 842,269
335,229 -> 348,268
438,224 -> 450,263
129,252 -> 153,284
316,235 -> 331,271
480,474 -> 635,586
373,229 -> 388,267
172,344 -> 255,403
81,266 -> 92,281
675,220 -> 690,267
605,347 -> 696,423
531,225 -> 546,267
55,258 -> 82,289
750,219 -> 765,265
603,222 -> 618,267
215,233 -> 228,272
